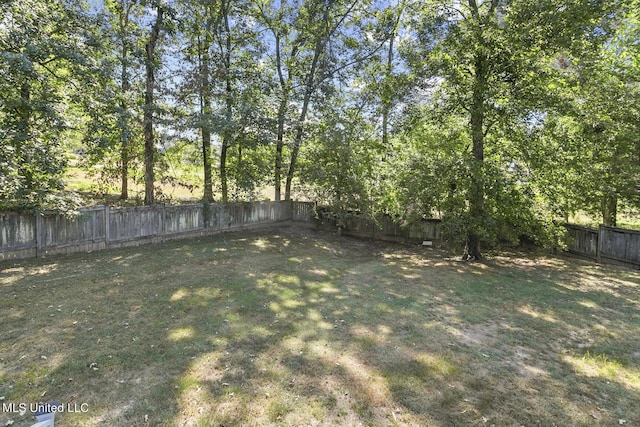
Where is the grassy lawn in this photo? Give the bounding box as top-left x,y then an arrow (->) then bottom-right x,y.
1,227 -> 639,426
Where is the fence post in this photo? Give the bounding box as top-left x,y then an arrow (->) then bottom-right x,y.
105,205 -> 110,249
202,201 -> 209,229
35,209 -> 42,258
162,204 -> 167,240
597,224 -> 604,264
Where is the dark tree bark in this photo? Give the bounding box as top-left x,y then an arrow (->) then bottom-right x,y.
273,33 -> 289,202
274,95 -> 286,202
201,98 -> 213,203
201,34 -> 214,203
602,195 -> 617,227
120,43 -> 130,200
117,1 -> 135,201
143,5 -> 164,205
466,113 -> 484,258
18,82 -> 33,193
284,20 -> 326,201
465,53 -> 487,261
464,0 -> 493,261
219,0 -> 233,204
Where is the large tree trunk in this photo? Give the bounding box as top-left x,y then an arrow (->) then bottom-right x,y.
463,0 -> 497,261
602,195 -> 617,227
465,52 -> 487,261
143,6 -> 163,206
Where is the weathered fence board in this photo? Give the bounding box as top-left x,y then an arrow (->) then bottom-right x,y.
316,209 -> 441,243
0,212 -> 35,250
109,205 -> 164,243
599,225 -> 640,266
565,224 -> 599,259
565,224 -> 640,268
0,201 -> 315,260
165,204 -> 203,235
41,206 -> 106,247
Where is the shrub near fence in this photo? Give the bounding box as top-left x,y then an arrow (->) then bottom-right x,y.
316,209 -> 441,244
0,201 -> 315,261
565,224 -> 640,268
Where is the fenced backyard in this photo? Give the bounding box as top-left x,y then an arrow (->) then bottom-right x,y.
0,201 -> 316,260
1,228 -> 638,426
3,202 -> 639,268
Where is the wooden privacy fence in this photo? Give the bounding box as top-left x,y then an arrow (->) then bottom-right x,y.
0,201 -> 316,260
316,209 -> 441,244
565,224 -> 640,268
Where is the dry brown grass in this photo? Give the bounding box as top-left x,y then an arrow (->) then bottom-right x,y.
1,227 -> 639,426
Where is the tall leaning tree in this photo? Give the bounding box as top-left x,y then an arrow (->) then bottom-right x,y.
259,0 -> 387,201
410,0 -> 623,259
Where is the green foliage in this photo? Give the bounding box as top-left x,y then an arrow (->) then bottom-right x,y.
0,0 -> 98,211
381,0 -> 631,253
382,111 -> 563,250
298,103 -> 378,214
2,0 -> 638,250
79,0 -> 147,199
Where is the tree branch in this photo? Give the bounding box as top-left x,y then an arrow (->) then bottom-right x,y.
37,61 -> 80,90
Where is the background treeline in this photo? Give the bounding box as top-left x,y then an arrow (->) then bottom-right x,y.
1,0 -> 639,257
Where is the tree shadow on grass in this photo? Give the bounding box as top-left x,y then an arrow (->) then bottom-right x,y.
0,229 -> 639,426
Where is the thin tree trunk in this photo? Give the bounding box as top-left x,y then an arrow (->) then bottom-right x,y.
274,33 -> 288,202
202,115 -> 213,202
275,95 -> 287,202
120,119 -> 129,200
382,8 -> 400,148
120,44 -> 129,200
18,82 -> 33,193
284,24 -> 326,201
143,6 -> 163,206
220,139 -> 229,203
602,146 -> 620,227
201,32 -> 213,203
118,2 -> 133,201
237,134 -> 242,178
220,0 -> 232,204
